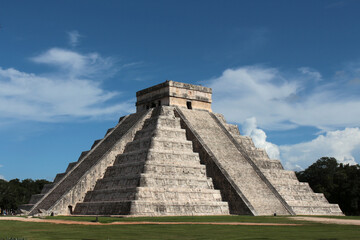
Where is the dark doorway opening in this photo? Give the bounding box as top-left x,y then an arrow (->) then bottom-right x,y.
187,101 -> 192,109
68,205 -> 73,215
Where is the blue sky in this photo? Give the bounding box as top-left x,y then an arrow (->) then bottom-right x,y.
1,0 -> 360,180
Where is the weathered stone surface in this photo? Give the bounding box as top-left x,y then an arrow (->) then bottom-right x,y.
23,80 -> 343,216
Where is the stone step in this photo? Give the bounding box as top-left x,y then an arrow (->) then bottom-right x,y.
134,126 -> 186,140
91,139 -> 102,149
131,200 -> 230,216
150,138 -> 194,152
261,169 -> 298,180
84,187 -> 223,202
19,204 -> 34,212
142,116 -> 181,130
233,136 -> 256,149
123,137 -> 152,152
291,205 -> 344,215
66,162 -> 77,172
247,149 -> 269,160
139,174 -> 215,189
84,187 -> 137,202
40,183 -> 54,194
104,128 -> 114,137
74,200 -> 229,216
53,173 -> 65,183
78,150 -> 90,161
104,162 -> 207,178
255,159 -> 283,170
94,175 -> 141,190
115,149 -> 200,165
225,123 -> 240,136
273,182 -> 313,193
29,194 -> 44,204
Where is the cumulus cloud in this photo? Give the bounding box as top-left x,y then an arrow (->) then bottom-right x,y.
0,48 -> 133,122
207,65 -> 360,131
280,128 -> 360,170
31,48 -> 114,79
242,117 -> 280,159
67,30 -> 81,47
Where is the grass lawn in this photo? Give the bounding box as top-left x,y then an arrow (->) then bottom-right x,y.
0,216 -> 359,240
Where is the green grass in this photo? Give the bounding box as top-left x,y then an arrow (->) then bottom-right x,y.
44,215 -> 307,224
0,219 -> 358,240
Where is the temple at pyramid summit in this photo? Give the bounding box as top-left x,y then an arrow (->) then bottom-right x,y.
21,80 -> 343,216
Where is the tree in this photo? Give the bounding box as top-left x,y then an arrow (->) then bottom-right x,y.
0,178 -> 51,212
296,157 -> 360,215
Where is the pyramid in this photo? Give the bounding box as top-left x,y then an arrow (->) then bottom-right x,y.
21,80 -> 343,216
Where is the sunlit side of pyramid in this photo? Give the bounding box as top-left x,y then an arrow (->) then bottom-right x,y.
21,80 -> 343,216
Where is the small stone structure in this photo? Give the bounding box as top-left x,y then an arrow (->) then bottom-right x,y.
20,80 -> 343,216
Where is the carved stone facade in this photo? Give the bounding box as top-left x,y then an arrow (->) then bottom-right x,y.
21,81 -> 343,216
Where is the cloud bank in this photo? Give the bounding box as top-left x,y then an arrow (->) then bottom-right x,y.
0,48 -> 132,123
207,65 -> 360,169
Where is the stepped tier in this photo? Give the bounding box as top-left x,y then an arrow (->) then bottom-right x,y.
22,80 -> 343,217
74,106 -> 229,216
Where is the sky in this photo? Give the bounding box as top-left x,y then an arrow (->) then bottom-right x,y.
1,0 -> 360,181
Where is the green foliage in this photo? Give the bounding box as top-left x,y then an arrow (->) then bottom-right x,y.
0,178 -> 50,211
296,157 -> 360,215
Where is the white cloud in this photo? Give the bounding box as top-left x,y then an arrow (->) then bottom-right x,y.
67,30 -> 81,47
242,117 -> 280,159
207,65 -> 360,131
280,128 -> 360,170
0,48 -> 133,122
298,67 -> 322,81
31,48 -> 114,79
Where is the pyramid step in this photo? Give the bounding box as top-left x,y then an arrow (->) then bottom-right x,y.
75,200 -> 229,216
94,175 -> 141,190
131,200 -> 230,216
115,149 -> 201,165
135,187 -> 223,202
255,159 -> 283,170
142,116 -> 181,130
29,194 -> 44,204
135,127 -> 186,140
140,174 -> 215,189
40,183 -> 54,194
124,137 -> 152,152
84,187 -> 137,202
105,128 -> 114,137
54,173 -> 66,183
65,162 -> 77,172
104,162 -> 207,178
78,150 -> 90,161
225,123 -> 240,136
291,205 -> 344,215
261,169 -> 298,180
150,138 -> 194,152
19,204 -> 34,212
248,149 -> 269,160
74,201 -> 132,215
233,136 -> 256,149
91,139 -> 102,149
273,182 -> 313,193
84,187 -> 222,202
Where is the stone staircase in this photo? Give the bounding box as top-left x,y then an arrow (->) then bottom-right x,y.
217,115 -> 343,216
74,106 -> 229,216
177,108 -> 291,216
22,110 -> 151,215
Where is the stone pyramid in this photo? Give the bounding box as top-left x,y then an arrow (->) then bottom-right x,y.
21,81 -> 343,216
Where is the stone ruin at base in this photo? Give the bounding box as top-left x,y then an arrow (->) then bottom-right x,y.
20,80 -> 343,216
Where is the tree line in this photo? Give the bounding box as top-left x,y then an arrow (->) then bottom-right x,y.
296,157 -> 360,216
0,157 -> 359,215
0,178 -> 50,214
